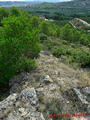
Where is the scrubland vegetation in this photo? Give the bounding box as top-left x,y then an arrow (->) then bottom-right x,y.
0,7 -> 41,84
0,7 -> 90,85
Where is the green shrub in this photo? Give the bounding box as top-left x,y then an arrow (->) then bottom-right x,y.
9,7 -> 21,17
60,24 -> 73,42
30,16 -> 40,28
52,46 -> 67,58
71,49 -> 90,67
16,57 -> 36,72
0,15 -> 41,84
0,7 -> 9,20
40,21 -> 50,35
39,33 -> 47,43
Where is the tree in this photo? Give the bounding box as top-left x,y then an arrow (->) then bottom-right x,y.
0,7 -> 8,21
40,21 -> 50,35
60,24 -> 73,42
0,15 -> 41,84
30,16 -> 40,28
9,7 -> 21,17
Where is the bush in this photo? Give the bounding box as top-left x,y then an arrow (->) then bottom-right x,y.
0,7 -> 9,20
71,49 -> 90,67
30,16 -> 40,28
0,15 -> 41,84
52,46 -> 67,58
9,7 -> 21,17
39,33 -> 47,43
40,21 -> 50,35
16,57 -> 36,72
60,24 -> 73,42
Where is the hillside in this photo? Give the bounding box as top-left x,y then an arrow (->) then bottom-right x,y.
0,1 -> 41,7
0,6 -> 90,120
0,51 -> 90,120
19,0 -> 90,25
21,0 -> 90,15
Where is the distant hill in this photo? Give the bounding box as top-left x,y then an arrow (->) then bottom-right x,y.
30,0 -> 90,9
0,1 -> 41,7
20,0 -> 90,16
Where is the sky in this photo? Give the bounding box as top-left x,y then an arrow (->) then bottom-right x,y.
0,0 -> 72,2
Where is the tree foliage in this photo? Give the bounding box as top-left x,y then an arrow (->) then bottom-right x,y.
0,8 -> 41,84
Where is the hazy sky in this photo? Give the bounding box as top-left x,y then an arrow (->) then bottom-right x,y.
0,0 -> 72,1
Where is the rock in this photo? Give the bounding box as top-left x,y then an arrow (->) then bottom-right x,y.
70,18 -> 90,30
73,88 -> 89,104
41,51 -> 51,56
20,87 -> 38,106
53,70 -> 58,75
82,87 -> 90,95
86,94 -> 90,102
6,112 -> 20,120
18,107 -> 27,116
36,87 -> 44,92
0,87 -> 45,120
0,93 -> 18,118
10,83 -> 20,94
49,84 -> 56,91
43,75 -> 50,79
67,101 -> 70,104
43,75 -> 53,84
31,112 -> 40,117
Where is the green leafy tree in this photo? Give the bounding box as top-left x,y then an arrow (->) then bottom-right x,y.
60,24 -> 73,42
9,7 -> 21,17
30,16 -> 40,28
0,7 -> 8,21
0,15 -> 41,84
40,21 -> 50,35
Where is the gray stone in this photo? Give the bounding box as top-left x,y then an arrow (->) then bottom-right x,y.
73,88 -> 89,104
0,87 -> 45,120
82,87 -> 90,95
43,75 -> 50,79
36,87 -> 44,92
43,75 -> 53,84
18,107 -> 28,116
0,93 -> 18,118
41,51 -> 50,56
53,70 -> 58,75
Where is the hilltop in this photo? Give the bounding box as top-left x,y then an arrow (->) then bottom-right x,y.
70,18 -> 90,30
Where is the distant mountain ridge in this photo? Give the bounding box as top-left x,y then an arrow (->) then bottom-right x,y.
0,0 -> 90,7
38,0 -> 90,8
0,1 -> 41,7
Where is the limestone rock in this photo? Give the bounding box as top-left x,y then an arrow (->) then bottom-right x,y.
82,87 -> 90,95
73,88 -> 89,104
43,75 -> 53,84
0,88 -> 45,120
0,93 -> 18,118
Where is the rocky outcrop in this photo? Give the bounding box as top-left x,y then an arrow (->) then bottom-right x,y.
0,87 -> 45,120
70,18 -> 90,30
0,51 -> 90,120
